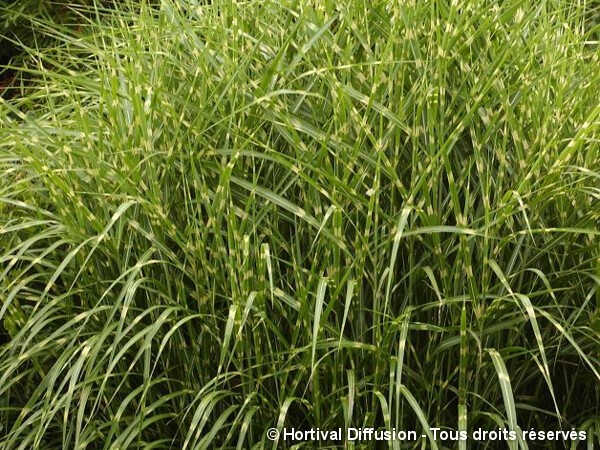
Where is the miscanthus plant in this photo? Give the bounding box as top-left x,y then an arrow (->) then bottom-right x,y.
1,0 -> 599,448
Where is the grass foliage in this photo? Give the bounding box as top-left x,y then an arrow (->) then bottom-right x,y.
1,0 -> 600,448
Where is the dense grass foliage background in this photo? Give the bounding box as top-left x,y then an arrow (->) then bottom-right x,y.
1,0 -> 599,448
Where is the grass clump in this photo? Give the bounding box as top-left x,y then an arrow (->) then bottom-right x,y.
1,0 -> 599,448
